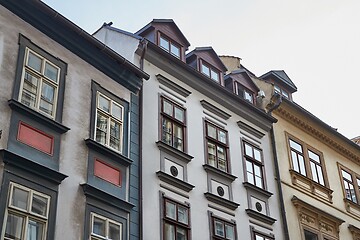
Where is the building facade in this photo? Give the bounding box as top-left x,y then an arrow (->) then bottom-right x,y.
94,20 -> 286,240
0,0 -> 148,239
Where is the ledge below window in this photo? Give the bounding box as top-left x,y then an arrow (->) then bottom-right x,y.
204,192 -> 239,211
246,209 -> 276,225
289,170 -> 333,203
156,141 -> 193,163
81,183 -> 134,212
156,171 -> 194,192
85,139 -> 132,166
8,99 -> 70,134
344,198 -> 360,218
203,164 -> 237,182
243,182 -> 273,198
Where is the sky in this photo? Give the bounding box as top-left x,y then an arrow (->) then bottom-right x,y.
42,0 -> 360,139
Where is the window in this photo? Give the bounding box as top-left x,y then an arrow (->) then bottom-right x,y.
236,83 -> 254,104
19,48 -> 60,118
304,230 -> 318,240
163,198 -> 190,240
212,217 -> 235,240
205,122 -> 229,172
161,97 -> 186,151
201,62 -> 220,83
95,92 -> 124,152
243,141 -> 264,189
289,138 -> 326,186
2,183 -> 50,240
159,35 -> 181,58
274,85 -> 289,99
90,213 -> 122,240
340,168 -> 360,204
254,232 -> 273,240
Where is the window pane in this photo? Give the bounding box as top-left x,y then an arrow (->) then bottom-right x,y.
291,151 -> 299,172
290,139 -> 302,153
40,82 -> 55,115
170,44 -> 180,58
162,118 -> 172,146
44,62 -> 58,82
96,114 -> 108,145
109,222 -> 121,240
5,213 -> 24,240
12,187 -> 29,210
201,64 -> 210,76
246,161 -> 253,173
207,124 -> 216,139
214,220 -> 224,237
244,90 -> 253,103
27,219 -> 44,240
163,100 -> 173,116
177,206 -> 188,224
218,130 -> 227,144
310,162 -> 318,182
208,142 -> 216,167
254,149 -> 261,161
93,216 -> 106,237
317,165 -> 325,186
174,107 -> 184,122
27,52 -> 42,72
304,229 -> 318,240
274,85 -> 281,93
164,223 -> 175,240
21,71 -> 39,108
225,225 -> 235,240
217,146 -> 226,161
282,91 -> 289,99
255,176 -> 263,188
308,150 -> 320,163
299,155 -> 306,176
342,170 -> 352,181
245,144 -> 253,158
110,120 -> 121,151
112,103 -> 123,120
31,194 -> 48,217
256,236 -> 265,240
160,37 -> 170,51
98,95 -> 110,113
173,124 -> 183,151
176,227 -> 187,240
165,202 -> 176,220
210,69 -> 219,82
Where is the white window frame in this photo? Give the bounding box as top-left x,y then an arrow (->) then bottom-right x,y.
18,48 -> 60,119
90,213 -> 122,240
2,182 -> 50,240
94,92 -> 124,153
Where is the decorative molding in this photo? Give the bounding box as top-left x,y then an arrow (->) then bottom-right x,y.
349,224 -> 360,240
156,171 -> 194,192
203,164 -> 237,182
200,100 -> 231,120
156,74 -> 191,97
156,141 -> 193,163
237,121 -> 265,139
243,182 -> 273,198
204,192 -> 239,211
246,209 -> 276,225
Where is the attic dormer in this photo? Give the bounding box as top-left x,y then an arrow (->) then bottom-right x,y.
260,70 -> 297,101
224,69 -> 260,104
135,19 -> 190,62
186,47 -> 227,86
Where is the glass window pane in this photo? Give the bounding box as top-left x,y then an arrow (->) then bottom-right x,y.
177,206 -> 188,224
27,52 -> 42,72
208,143 -> 216,167
254,165 -> 262,177
317,165 -> 325,186
176,227 -> 187,240
160,37 -> 170,51
308,150 -> 320,163
256,235 -> 265,240
163,100 -> 173,116
282,91 -> 289,99
210,69 -> 219,82
298,155 -> 306,176
44,62 -> 58,82
246,161 -> 253,173
310,162 -> 318,182
27,219 -> 44,240
164,223 -> 175,240
110,121 -> 121,151
244,90 -> 253,103
109,222 -> 121,240
96,114 -> 108,145
92,216 -> 106,237
201,64 -> 210,76
5,213 -> 24,240
174,107 -> 184,122
342,170 -> 352,181
255,176 -> 263,188
290,139 -> 303,153
112,103 -> 123,120
207,125 -> 216,139
23,71 -> 39,94
98,95 -> 110,113
245,144 -> 253,158
225,225 -> 235,240
165,202 -> 176,220
214,220 -> 224,237
162,118 -> 172,146
12,187 -> 29,210
218,130 -> 227,144
304,229 -> 318,240
254,149 -> 261,161
41,82 -> 55,103
173,124 -> 183,151
170,44 -> 180,58
274,85 -> 281,93
291,151 -> 299,172
31,194 -> 48,217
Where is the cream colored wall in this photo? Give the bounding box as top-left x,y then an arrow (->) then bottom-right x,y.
273,113 -> 359,240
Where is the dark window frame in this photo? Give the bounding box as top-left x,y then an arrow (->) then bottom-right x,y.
158,32 -> 182,59
235,82 -> 254,104
200,59 -> 221,83
209,214 -> 236,240
242,140 -> 266,189
274,84 -> 289,99
339,165 -> 360,205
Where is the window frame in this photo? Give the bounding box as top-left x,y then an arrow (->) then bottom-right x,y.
339,165 -> 360,205
205,121 -> 230,173
90,212 -> 122,240
235,82 -> 254,104
160,96 -> 186,152
163,197 -> 190,240
211,216 -> 236,240
158,32 -> 182,59
242,140 -> 266,189
200,60 -> 221,83
274,84 -> 289,99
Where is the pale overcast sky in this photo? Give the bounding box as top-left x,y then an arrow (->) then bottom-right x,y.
42,0 -> 360,139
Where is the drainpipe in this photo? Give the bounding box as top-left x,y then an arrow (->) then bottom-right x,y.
138,38 -> 148,240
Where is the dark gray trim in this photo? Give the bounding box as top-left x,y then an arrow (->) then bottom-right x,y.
81,183 -> 135,212
156,141 -> 193,163
246,209 -> 277,225
203,164 -> 237,182
250,226 -> 275,240
243,182 -> 273,198
204,192 -> 239,211
237,121 -> 265,139
200,100 -> 231,120
1,149 -> 67,184
156,74 -> 191,97
156,171 -> 194,192
8,99 -> 70,134
85,139 -> 132,166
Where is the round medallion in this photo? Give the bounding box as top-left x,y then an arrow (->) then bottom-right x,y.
170,166 -> 178,177
217,186 -> 225,196
255,202 -> 263,212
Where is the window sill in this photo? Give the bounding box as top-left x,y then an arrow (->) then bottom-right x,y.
289,170 -> 333,203
203,164 -> 237,182
246,209 -> 276,225
81,183 -> 134,211
156,171 -> 194,192
344,198 -> 360,218
85,139 -> 132,166
243,182 -> 273,198
8,99 -> 70,134
156,141 -> 193,163
204,192 -> 239,211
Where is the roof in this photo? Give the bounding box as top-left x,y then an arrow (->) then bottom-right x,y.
135,19 -> 190,47
186,47 -> 227,72
224,69 -> 260,91
260,70 -> 297,92
93,22 -> 142,40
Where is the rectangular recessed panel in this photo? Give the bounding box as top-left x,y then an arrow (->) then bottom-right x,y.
17,122 -> 54,155
94,159 -> 121,186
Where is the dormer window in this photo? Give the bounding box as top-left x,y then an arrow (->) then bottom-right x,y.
201,61 -> 220,83
235,82 -> 254,104
159,34 -> 181,59
274,85 -> 289,99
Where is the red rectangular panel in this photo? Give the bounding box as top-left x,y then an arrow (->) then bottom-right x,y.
17,122 -> 54,155
94,159 -> 121,186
